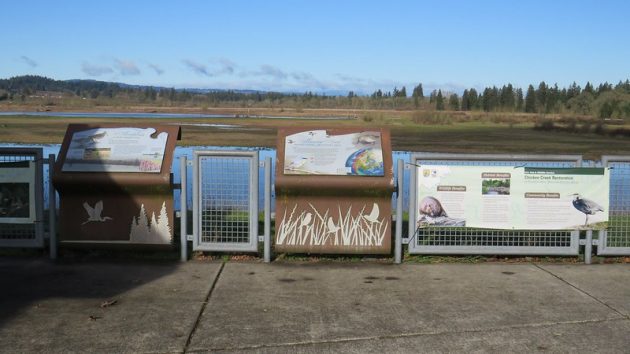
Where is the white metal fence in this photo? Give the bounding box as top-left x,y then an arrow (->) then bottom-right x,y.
598,156 -> 630,255
192,151 -> 259,252
6,147 -> 630,262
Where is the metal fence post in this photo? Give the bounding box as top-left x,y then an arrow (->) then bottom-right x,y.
264,156 -> 272,263
34,152 -> 45,248
395,159 -> 403,264
180,156 -> 188,262
48,154 -> 57,260
584,230 -> 592,264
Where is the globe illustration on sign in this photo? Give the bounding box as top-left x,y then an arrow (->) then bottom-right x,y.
345,148 -> 384,176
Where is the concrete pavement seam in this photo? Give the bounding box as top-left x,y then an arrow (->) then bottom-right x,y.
183,262 -> 226,354
184,317 -> 630,353
533,264 -> 629,320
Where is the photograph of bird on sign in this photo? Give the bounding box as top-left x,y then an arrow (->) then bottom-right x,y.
570,193 -> 605,227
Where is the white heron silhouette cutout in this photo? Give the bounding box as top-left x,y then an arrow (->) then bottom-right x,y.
82,200 -> 113,225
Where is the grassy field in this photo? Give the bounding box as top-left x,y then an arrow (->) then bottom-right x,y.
1,112 -> 629,159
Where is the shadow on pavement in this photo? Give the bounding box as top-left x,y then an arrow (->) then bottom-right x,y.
0,256 -> 179,327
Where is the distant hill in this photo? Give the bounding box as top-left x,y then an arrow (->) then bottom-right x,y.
0,75 -> 265,95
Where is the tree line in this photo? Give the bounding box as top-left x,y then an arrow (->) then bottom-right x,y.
1,75 -> 629,119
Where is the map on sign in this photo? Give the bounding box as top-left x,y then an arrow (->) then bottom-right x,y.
284,130 -> 384,176
62,127 -> 168,173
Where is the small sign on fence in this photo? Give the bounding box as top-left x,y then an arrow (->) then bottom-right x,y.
0,161 -> 36,223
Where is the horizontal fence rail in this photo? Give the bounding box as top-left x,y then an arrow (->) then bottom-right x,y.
408,153 -> 583,256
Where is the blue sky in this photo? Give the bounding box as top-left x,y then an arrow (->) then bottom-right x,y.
2,0 -> 629,94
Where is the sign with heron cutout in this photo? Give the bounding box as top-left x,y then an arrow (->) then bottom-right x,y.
416,166 -> 609,230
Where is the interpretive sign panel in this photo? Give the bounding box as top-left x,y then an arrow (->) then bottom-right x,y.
0,161 -> 36,223
276,128 -> 394,254
284,130 -> 384,176
62,127 -> 168,173
417,166 -> 609,230
54,124 -> 181,246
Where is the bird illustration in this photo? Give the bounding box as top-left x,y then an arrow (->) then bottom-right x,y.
301,212 -> 312,226
327,217 -> 340,233
74,131 -> 107,148
571,193 -> 604,226
88,131 -> 107,142
363,203 -> 380,223
355,133 -> 379,146
286,158 -> 309,172
82,200 -> 113,225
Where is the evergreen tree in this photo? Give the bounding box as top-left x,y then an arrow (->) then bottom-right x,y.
468,88 -> 479,109
429,90 -> 437,104
461,89 -> 470,111
547,84 -> 560,113
584,82 -> 594,94
482,86 -> 499,112
515,88 -> 524,111
448,93 -> 460,110
435,90 -> 445,110
412,83 -> 424,98
525,85 -> 536,113
566,82 -> 581,100
536,81 -> 548,113
499,84 -> 515,110
412,83 -> 424,108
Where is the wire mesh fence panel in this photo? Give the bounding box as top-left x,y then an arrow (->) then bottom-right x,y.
408,153 -> 581,255
599,158 -> 630,255
0,148 -> 44,248
193,151 -> 258,252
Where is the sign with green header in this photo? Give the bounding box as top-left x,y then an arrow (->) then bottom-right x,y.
417,166 -> 609,230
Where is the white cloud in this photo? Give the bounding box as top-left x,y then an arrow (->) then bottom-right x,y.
115,59 -> 140,76
148,63 -> 164,75
211,58 -> 236,75
183,59 -> 211,76
82,62 -> 113,76
20,56 -> 37,68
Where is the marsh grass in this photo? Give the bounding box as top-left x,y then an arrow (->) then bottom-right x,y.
277,203 -> 388,247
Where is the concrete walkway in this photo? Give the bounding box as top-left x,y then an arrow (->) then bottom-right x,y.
0,258 -> 628,353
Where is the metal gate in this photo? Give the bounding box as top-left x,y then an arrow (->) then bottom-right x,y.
408,153 -> 582,255
598,156 -> 630,255
0,148 -> 45,248
192,150 -> 258,252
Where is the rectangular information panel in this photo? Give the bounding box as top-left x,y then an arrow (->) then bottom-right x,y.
62,127 -> 168,173
417,166 -> 609,230
0,161 -> 36,223
284,130 -> 383,176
